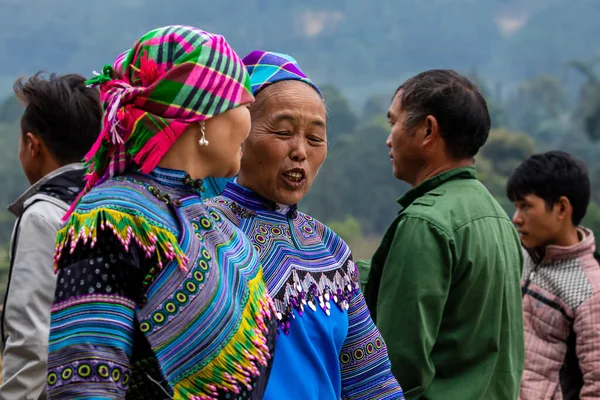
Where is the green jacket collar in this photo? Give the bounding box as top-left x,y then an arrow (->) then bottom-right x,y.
398,166 -> 477,209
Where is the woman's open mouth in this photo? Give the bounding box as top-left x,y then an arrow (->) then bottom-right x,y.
282,168 -> 306,188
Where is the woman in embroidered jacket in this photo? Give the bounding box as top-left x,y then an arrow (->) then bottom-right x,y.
206,51 -> 403,400
46,26 -> 278,399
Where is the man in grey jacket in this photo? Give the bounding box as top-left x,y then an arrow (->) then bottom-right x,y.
0,73 -> 101,399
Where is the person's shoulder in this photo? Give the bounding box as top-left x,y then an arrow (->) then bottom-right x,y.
586,229 -> 600,266
294,211 -> 352,251
77,176 -> 155,209
578,228 -> 600,297
445,178 -> 509,215
436,177 -> 499,208
401,192 -> 454,237
406,179 -> 510,230
14,202 -> 64,256
21,195 -> 69,229
76,176 -> 178,224
295,211 -> 326,235
55,176 -> 185,270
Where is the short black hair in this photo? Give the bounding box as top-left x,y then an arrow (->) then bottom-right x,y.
395,69 -> 491,159
14,72 -> 102,165
507,151 -> 590,226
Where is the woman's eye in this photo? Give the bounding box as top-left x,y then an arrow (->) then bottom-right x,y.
274,131 -> 291,136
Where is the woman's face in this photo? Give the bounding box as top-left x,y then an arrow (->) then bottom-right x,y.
237,81 -> 327,205
199,103 -> 252,178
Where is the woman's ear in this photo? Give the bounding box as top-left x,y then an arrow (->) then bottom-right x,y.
25,132 -> 42,158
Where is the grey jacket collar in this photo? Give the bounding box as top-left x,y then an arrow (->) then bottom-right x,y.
8,163 -> 84,217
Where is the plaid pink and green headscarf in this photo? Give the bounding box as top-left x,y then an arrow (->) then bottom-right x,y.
65,25 -> 253,219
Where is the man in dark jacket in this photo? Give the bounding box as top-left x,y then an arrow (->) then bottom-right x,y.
1,73 -> 101,400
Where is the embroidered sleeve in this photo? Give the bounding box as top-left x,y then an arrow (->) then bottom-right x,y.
340,286 -> 404,400
48,210 -> 154,399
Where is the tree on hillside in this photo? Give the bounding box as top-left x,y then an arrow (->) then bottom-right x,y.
570,59 -> 600,141
480,128 -> 536,176
465,70 -> 510,129
507,75 -> 569,146
362,94 -> 390,122
319,85 -> 358,140
478,128 -> 536,213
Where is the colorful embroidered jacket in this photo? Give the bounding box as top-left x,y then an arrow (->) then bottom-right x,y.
207,182 -> 403,400
47,168 -> 277,400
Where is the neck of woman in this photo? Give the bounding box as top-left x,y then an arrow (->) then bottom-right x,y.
158,128 -> 211,180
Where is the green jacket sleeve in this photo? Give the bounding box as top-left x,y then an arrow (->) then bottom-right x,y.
355,259 -> 371,292
376,215 -> 453,399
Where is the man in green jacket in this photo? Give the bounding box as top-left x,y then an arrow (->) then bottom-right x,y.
364,70 -> 525,399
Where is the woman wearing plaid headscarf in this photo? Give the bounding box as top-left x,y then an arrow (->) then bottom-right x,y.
46,26 -> 277,399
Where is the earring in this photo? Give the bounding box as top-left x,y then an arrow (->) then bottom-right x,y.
198,121 -> 209,146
